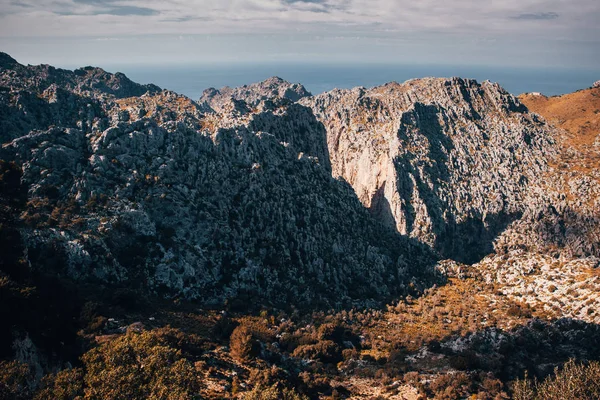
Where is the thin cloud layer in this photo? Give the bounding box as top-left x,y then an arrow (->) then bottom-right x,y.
1,0 -> 596,36
0,0 -> 598,68
513,12 -> 560,20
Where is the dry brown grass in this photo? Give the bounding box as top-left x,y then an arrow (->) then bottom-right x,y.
520,88 -> 600,144
520,88 -> 600,176
365,278 -> 549,354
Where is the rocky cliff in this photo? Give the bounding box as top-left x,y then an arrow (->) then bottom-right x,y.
0,54 -> 435,309
1,53 -> 598,309
301,79 -> 599,265
302,79 -> 561,263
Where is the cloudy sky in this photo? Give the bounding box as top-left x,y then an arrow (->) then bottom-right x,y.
0,0 -> 599,69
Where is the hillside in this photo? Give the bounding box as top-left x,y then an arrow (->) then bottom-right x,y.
519,87 -> 600,146
520,87 -> 600,176
0,54 -> 599,399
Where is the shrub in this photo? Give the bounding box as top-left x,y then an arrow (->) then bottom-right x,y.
243,383 -> 308,400
297,371 -> 331,395
0,361 -> 33,400
478,374 -> 505,399
506,303 -> 532,318
34,368 -> 84,400
248,365 -> 287,388
429,372 -> 472,399
317,323 -> 345,342
292,340 -> 342,364
81,327 -> 201,399
230,325 -> 260,361
512,359 -> 600,400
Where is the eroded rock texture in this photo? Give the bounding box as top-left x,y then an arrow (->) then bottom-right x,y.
302,79 -> 559,263
1,53 -> 598,308
0,55 -> 434,309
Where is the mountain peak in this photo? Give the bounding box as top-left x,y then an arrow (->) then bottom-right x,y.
199,76 -> 311,108
0,52 -> 19,69
262,76 -> 287,84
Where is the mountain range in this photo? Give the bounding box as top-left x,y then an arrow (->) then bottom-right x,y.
1,53 -> 599,399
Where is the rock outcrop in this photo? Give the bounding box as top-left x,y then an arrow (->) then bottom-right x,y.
302,79 -> 559,263
0,55 -> 434,309
199,76 -> 311,111
1,53 -> 598,309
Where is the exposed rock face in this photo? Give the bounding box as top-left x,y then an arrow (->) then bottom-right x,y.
0,56 -> 434,308
0,56 -> 160,99
200,76 -> 311,111
0,53 -> 160,143
1,52 -> 598,308
302,79 -> 558,263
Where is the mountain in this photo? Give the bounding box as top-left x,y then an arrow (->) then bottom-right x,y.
199,76 -> 312,110
0,53 -> 435,310
1,54 -> 599,399
302,79 -> 557,263
2,52 -> 598,307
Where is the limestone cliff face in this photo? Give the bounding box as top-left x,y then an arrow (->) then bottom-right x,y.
0,55 -> 434,308
200,76 -> 311,110
1,53 -> 597,307
302,79 -> 558,262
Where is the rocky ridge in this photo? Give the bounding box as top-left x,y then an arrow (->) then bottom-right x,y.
301,79 -> 561,263
199,76 -> 311,111
0,54 -> 434,309
1,52 -> 598,309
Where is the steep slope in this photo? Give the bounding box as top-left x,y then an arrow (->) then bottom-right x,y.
519,87 -> 600,146
495,86 -> 600,258
0,56 -> 435,309
302,78 -> 559,263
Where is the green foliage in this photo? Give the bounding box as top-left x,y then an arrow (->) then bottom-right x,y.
81,328 -> 201,400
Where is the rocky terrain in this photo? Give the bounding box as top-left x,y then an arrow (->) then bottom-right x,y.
0,53 -> 436,310
302,79 -> 558,263
0,52 -> 599,399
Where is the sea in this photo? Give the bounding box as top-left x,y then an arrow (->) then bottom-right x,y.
101,63 -> 598,101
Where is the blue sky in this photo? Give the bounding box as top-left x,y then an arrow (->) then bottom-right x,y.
0,0 -> 599,69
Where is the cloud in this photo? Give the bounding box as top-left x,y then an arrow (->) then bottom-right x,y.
73,0 -> 119,4
9,1 -> 33,7
97,6 -> 157,16
513,12 -> 559,20
161,15 -> 212,22
0,0 -> 598,70
56,0 -> 159,16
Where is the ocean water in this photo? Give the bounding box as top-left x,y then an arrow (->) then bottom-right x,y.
108,63 -> 598,101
